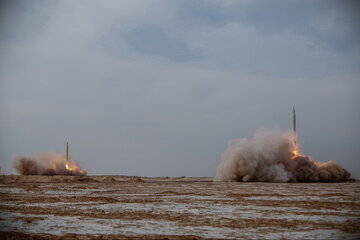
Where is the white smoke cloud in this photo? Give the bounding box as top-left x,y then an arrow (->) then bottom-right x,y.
13,152 -> 86,176
215,129 -> 351,182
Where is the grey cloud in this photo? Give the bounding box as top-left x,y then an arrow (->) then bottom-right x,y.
0,0 -> 55,42
124,26 -> 202,62
179,0 -> 360,52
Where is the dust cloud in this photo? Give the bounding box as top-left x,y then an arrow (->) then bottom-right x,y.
13,152 -> 86,176
215,129 -> 351,182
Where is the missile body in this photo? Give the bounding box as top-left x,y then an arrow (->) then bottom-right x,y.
293,107 -> 296,134
293,107 -> 297,145
66,142 -> 69,161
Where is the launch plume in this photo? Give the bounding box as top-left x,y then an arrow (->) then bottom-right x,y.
13,152 -> 86,176
215,129 -> 350,182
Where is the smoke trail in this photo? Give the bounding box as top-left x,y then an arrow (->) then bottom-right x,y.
13,152 -> 86,176
215,129 -> 350,182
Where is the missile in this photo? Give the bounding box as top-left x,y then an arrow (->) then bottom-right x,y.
66,142 -> 69,162
293,107 -> 297,145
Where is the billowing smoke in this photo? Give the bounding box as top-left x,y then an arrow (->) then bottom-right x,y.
215,129 -> 351,182
13,152 -> 86,176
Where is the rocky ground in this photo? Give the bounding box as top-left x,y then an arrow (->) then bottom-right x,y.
0,175 -> 359,239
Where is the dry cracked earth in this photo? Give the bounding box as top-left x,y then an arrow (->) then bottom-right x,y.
0,175 -> 359,239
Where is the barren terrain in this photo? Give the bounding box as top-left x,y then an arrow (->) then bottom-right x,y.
0,175 -> 359,239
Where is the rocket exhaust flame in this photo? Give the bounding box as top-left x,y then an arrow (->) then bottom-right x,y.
13,153 -> 86,176
292,149 -> 299,159
215,129 -> 351,182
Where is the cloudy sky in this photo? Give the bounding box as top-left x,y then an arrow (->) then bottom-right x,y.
0,0 -> 359,178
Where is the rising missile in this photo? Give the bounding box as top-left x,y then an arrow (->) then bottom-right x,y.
66,142 -> 69,162
293,107 -> 297,145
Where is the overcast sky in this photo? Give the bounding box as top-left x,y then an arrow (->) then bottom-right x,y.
0,0 -> 359,178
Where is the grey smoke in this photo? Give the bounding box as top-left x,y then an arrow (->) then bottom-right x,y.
215,129 -> 351,182
13,152 -> 86,176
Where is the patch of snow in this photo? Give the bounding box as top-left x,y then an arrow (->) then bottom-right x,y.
244,195 -> 355,202
159,195 -> 233,200
0,212 -> 241,238
1,211 -> 357,239
0,187 -> 29,194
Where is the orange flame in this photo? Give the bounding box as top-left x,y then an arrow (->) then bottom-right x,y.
64,161 -> 86,175
292,149 -> 301,159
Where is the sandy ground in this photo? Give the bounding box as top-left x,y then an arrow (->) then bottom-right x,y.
0,175 -> 359,240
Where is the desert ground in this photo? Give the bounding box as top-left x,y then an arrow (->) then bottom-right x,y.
0,175 -> 359,239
